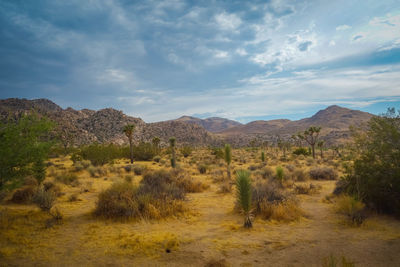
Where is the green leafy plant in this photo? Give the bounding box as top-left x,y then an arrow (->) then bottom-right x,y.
224,144 -> 232,180
235,170 -> 252,228
276,166 -> 284,182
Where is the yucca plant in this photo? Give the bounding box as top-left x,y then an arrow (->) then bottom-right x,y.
236,170 -> 252,228
224,144 -> 232,180
169,137 -> 176,168
261,151 -> 265,163
276,166 -> 284,183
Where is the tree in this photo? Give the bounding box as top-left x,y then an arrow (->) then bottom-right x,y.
341,108 -> 400,215
299,126 -> 321,159
317,140 -> 324,159
169,137 -> 176,168
0,114 -> 54,189
123,124 -> 135,164
152,136 -> 161,153
236,170 -> 252,228
224,144 -> 232,180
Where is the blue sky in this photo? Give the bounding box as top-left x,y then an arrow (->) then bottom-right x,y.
0,0 -> 399,123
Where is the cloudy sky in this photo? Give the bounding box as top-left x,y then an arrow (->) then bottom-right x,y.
0,0 -> 399,122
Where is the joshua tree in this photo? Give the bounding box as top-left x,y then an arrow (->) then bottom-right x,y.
299,126 -> 321,159
236,170 -> 252,228
152,136 -> 161,153
317,140 -> 324,159
261,151 -> 265,163
169,137 -> 176,168
123,124 -> 135,164
224,144 -> 232,180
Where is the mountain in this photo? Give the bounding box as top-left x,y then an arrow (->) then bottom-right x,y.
0,98 -> 213,146
218,105 -> 374,146
0,98 -> 374,146
174,115 -> 241,132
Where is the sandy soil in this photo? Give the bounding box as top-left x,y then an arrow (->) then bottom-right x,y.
1,157 -> 400,267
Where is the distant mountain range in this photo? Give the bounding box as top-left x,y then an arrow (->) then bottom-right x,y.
0,98 -> 374,147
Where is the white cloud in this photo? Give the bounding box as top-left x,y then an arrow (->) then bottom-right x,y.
235,48 -> 248,56
336,24 -> 351,31
214,12 -> 242,32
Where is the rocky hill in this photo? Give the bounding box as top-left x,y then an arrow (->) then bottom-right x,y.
174,116 -> 241,132
0,98 -> 213,146
0,98 -> 374,147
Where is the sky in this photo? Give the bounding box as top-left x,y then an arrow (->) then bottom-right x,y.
0,0 -> 399,123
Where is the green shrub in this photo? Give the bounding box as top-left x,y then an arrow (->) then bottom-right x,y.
79,143 -> 123,166
132,142 -> 158,161
293,147 -> 310,156
340,108 -> 400,215
87,166 -> 107,178
210,147 -> 224,159
153,156 -> 161,163
275,166 -> 284,182
235,170 -> 252,228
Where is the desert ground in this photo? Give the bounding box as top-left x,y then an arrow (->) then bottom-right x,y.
1,149 -> 399,267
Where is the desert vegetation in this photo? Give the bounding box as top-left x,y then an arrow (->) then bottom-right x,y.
0,109 -> 399,266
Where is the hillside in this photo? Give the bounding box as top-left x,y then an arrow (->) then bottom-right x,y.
175,116 -> 241,133
0,98 -> 213,146
0,98 -> 374,146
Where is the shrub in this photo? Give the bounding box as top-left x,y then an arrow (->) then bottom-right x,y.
275,166 -> 284,182
292,168 -> 309,181
132,142 -> 158,161
251,180 -> 302,221
68,194 -> 79,202
55,172 -> 79,185
293,147 -> 310,156
340,108 -> 400,215
294,183 -> 320,195
10,186 -> 36,203
87,166 -> 107,178
335,195 -> 366,225
309,167 -> 338,180
79,143 -> 123,166
211,147 -> 224,160
235,170 -> 252,228
180,146 -> 193,158
322,255 -> 355,267
258,167 -> 274,179
33,186 -> 56,211
198,164 -> 207,174
23,176 -> 38,187
133,164 -> 148,175
153,156 -> 161,163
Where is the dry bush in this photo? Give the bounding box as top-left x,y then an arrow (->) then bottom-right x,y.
133,164 -> 148,175
292,168 -> 309,181
335,195 -> 366,225
68,193 -> 79,202
43,182 -> 63,197
10,186 -> 36,203
95,169 -> 204,220
55,171 -> 79,185
211,169 -> 225,183
23,176 -> 38,187
251,180 -> 303,221
294,183 -> 321,195
87,166 -> 107,178
33,187 -> 56,211
309,167 -> 338,180
218,180 -> 232,193
306,157 -> 315,166
256,167 -> 274,180
198,164 -> 207,174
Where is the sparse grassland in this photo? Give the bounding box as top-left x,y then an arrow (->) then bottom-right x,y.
1,148 -> 400,266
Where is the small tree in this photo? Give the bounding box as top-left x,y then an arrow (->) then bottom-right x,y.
123,124 -> 135,164
169,137 -> 176,168
0,114 -> 54,190
236,170 -> 252,228
152,136 -> 160,153
224,144 -> 232,180
299,126 -> 321,159
317,140 -> 324,159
